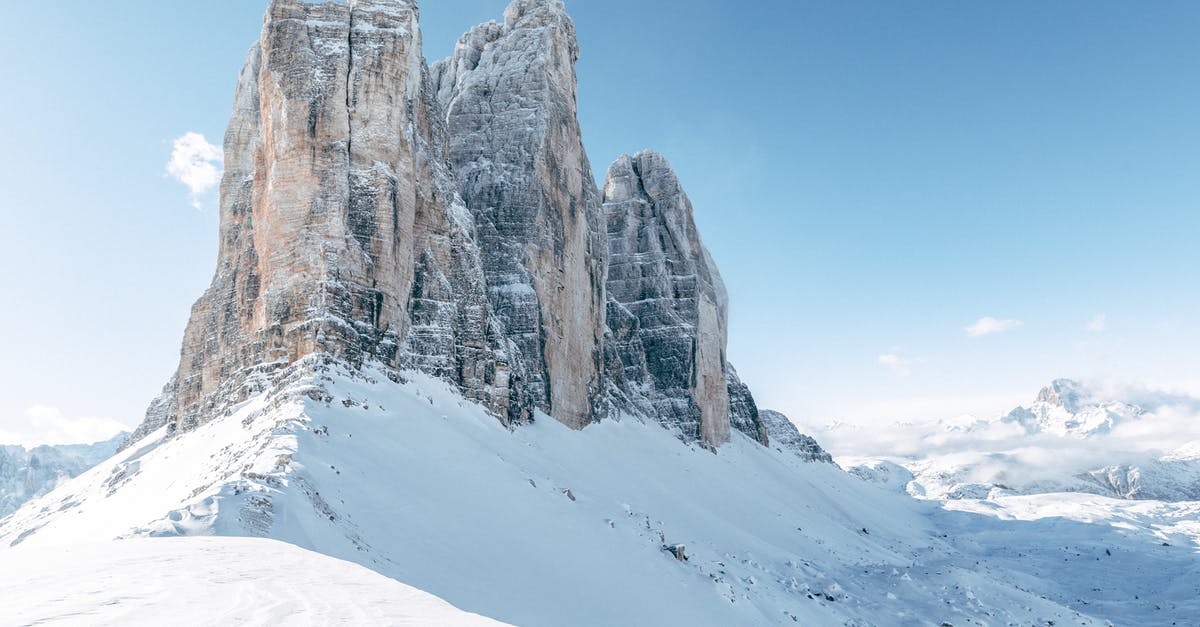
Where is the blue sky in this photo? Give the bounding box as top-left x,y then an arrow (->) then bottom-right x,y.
1,0 -> 1197,445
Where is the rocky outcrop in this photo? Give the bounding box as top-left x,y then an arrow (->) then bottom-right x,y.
759,410 -> 834,463
727,367 -> 770,446
431,0 -> 606,428
601,151 -> 764,447
134,0 -> 789,453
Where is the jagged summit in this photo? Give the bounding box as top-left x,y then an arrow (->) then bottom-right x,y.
1004,378 -> 1142,438
1035,378 -> 1088,413
503,0 -> 572,30
129,0 -> 777,453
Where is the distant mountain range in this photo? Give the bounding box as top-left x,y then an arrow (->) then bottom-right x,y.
833,379 -> 1200,501
0,434 -> 126,517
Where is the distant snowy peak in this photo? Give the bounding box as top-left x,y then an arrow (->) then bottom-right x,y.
839,378 -> 1200,502
0,434 -> 127,518
1002,379 -> 1144,438
1036,378 -> 1088,412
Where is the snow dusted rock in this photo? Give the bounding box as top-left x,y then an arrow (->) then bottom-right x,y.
432,0 -> 606,428
759,409 -> 834,463
845,459 -> 915,493
601,151 -> 766,447
1083,457 -> 1200,501
159,0 -> 511,435
0,434 -> 125,518
1003,378 -> 1143,438
726,366 -> 770,445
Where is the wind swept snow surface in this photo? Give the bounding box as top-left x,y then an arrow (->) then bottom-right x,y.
1,359 -> 1193,625
0,536 -> 510,626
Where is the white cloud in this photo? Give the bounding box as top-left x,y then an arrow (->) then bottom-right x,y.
965,316 -> 1023,337
0,405 -> 129,448
166,132 -> 223,209
1087,313 -> 1107,333
878,353 -> 915,377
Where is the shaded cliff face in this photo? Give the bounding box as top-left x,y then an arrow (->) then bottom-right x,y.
162,0 -> 509,434
431,0 -> 607,429
602,151 -> 766,448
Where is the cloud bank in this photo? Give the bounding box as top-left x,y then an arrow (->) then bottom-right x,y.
812,380 -> 1200,490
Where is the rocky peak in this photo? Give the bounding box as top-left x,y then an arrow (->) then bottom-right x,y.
1036,379 -> 1086,413
1004,379 -> 1144,438
602,150 -> 766,448
504,0 -> 574,33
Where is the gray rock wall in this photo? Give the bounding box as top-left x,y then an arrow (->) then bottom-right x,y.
432,0 -> 607,428
603,151 -> 753,447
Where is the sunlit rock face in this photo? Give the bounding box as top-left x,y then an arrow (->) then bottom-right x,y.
158,0 -> 508,435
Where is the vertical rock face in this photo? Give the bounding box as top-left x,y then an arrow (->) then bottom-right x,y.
727,367 -> 770,446
165,0 -> 509,433
602,151 -> 765,448
431,0 -> 607,428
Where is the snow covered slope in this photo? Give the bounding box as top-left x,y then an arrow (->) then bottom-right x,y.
0,433 -> 125,517
0,536 -> 509,626
5,358 -> 1198,625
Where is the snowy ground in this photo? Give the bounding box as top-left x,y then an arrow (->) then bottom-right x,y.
2,359 -> 1197,625
0,536 -> 509,626
933,494 -> 1200,626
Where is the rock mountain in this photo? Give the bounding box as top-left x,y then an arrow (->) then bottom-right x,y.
128,0 -> 817,456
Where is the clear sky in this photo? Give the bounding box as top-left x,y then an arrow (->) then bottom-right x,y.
1,0 -> 1197,445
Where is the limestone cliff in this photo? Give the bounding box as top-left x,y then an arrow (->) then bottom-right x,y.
160,0 -> 509,434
